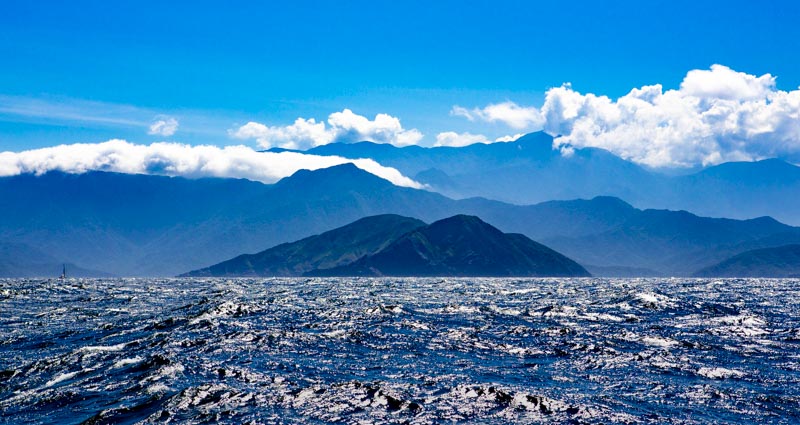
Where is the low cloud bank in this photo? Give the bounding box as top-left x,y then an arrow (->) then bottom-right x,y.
0,140 -> 423,188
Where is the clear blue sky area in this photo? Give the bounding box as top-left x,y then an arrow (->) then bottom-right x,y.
2,0 -> 799,149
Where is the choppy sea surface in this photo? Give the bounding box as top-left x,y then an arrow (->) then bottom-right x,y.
1,278 -> 799,424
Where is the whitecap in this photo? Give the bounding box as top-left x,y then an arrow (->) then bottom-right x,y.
321,329 -> 348,338
113,357 -> 144,368
45,371 -> 79,388
641,336 -> 679,348
697,367 -> 746,379
146,383 -> 172,394
79,342 -> 127,353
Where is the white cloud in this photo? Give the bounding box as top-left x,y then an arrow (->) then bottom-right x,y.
457,65 -> 800,168
231,118 -> 330,150
434,132 -> 490,147
680,64 -> 776,100
0,140 -> 423,188
542,64 -> 800,167
148,116 -> 179,136
434,132 -> 523,147
495,133 -> 524,143
327,109 -> 423,146
230,109 -> 423,150
451,101 -> 544,130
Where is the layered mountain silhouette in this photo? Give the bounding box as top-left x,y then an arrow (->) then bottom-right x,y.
544,210 -> 800,276
272,132 -> 800,225
694,244 -> 800,278
0,241 -> 110,278
182,214 -> 426,277
2,163 -> 798,277
0,171 -> 270,276
185,214 -> 589,277
308,215 -> 590,277
272,132 -> 659,208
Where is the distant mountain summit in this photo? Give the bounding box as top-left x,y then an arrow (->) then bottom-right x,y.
694,244 -> 800,278
271,163 -> 394,195
182,214 -> 425,277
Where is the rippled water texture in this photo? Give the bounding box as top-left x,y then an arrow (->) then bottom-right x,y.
1,278 -> 800,424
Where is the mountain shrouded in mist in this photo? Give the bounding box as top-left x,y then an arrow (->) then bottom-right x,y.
2,163 -> 799,277
275,132 -> 800,225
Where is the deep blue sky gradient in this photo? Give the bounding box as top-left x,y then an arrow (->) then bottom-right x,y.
2,0 -> 799,149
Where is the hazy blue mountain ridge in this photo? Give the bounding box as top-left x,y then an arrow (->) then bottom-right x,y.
2,164 -> 798,277
0,240 -> 110,278
277,132 -> 800,225
542,210 -> 800,276
272,132 -> 662,208
694,244 -> 800,277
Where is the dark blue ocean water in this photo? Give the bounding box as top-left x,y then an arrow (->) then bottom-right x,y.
1,277 -> 799,424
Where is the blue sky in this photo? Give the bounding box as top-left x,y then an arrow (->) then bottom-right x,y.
2,0 -> 800,156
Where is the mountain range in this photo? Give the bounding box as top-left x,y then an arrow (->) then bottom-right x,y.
2,162 -> 799,277
0,241 -> 109,278
183,214 -> 426,277
184,214 -> 589,277
271,132 -> 800,225
694,245 -> 800,278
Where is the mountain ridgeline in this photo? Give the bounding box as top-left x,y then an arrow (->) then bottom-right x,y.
184,215 -> 590,277
694,245 -> 800,278
182,215 -> 426,277
2,161 -> 799,277
273,132 -> 800,226
0,241 -> 110,278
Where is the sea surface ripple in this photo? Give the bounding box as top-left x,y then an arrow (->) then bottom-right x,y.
1,277 -> 799,424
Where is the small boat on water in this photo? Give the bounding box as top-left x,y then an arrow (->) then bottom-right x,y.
59,264 -> 66,280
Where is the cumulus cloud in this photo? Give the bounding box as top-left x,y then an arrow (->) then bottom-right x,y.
230,109 -> 423,150
231,118 -> 329,150
434,132 -> 490,147
457,65 -> 800,168
148,116 -> 179,136
451,101 -> 544,130
434,132 -> 523,147
680,65 -> 776,100
542,64 -> 800,167
0,140 -> 423,188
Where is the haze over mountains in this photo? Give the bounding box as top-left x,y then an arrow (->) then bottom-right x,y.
694,245 -> 800,278
0,241 -> 109,278
272,132 -> 800,225
2,155 -> 799,277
